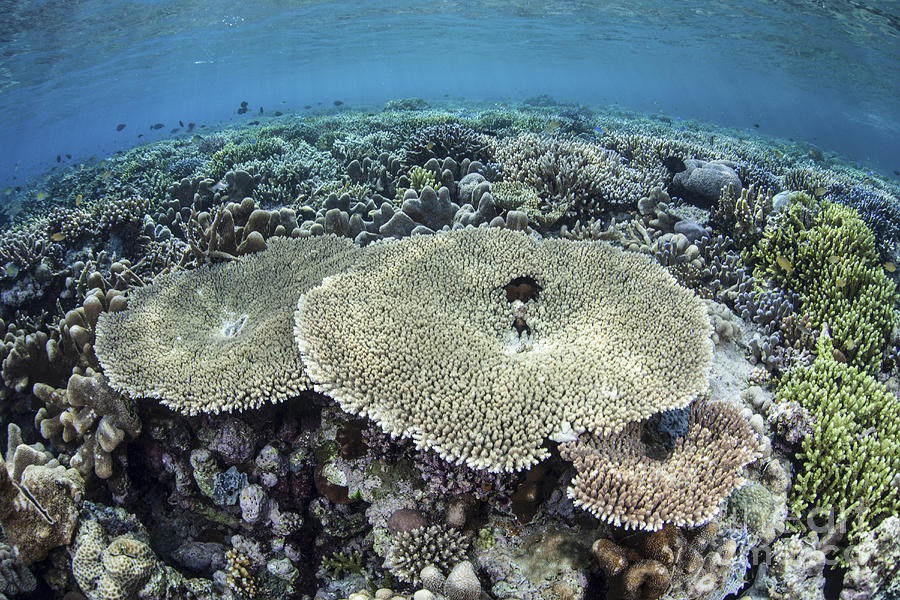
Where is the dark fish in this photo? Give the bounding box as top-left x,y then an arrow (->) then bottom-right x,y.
237,107 -> 248,114
893,170 -> 899,175
138,134 -> 143,138
56,154 -> 61,163
240,100 -> 248,107
248,120 -> 259,125
170,128 -> 180,133
333,100 -> 344,106
274,111 -> 283,116
259,107 -> 263,115
179,120 -> 184,127
304,105 -> 311,109
116,123 -> 126,131
753,123 -> 760,128
66,154 -> 71,159
187,122 -> 195,131
151,123 -> 164,130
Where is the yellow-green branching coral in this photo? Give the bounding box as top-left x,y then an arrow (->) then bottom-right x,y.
751,194 -> 896,373
776,333 -> 900,550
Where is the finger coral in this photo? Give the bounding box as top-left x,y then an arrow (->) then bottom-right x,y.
294,228 -> 712,472
560,401 -> 759,530
95,235 -> 359,415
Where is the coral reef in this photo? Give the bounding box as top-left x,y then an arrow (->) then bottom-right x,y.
0,101 -> 898,599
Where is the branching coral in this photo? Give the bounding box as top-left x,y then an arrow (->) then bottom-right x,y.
495,133 -> 660,220
751,194 -> 897,373
775,332 -> 900,546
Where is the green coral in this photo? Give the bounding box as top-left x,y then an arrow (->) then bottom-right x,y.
777,333 -> 900,549
751,193 -> 897,373
320,551 -> 364,580
395,166 -> 438,202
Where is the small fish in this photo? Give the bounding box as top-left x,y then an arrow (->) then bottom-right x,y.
894,170 -> 899,176
191,135 -> 202,143
66,153 -> 71,159
187,122 -> 195,131
240,100 -> 248,107
75,194 -> 83,206
99,159 -> 106,166
544,120 -> 560,132
237,107 -> 248,114
281,100 -> 286,103
868,171 -> 874,177
333,100 -> 344,106
259,107 -> 263,115
50,232 -> 65,242
170,127 -> 180,133
56,154 -> 61,162
773,149 -> 783,159
814,187 -> 827,197
101,171 -> 111,179
179,120 -> 184,127
776,255 -> 793,274
753,123 -> 760,128
274,111 -> 283,116
884,261 -> 896,272
248,120 -> 259,125
828,255 -> 840,264
426,141 -> 434,151
593,126 -> 604,134
36,191 -> 47,200
836,277 -> 846,288
137,134 -> 143,138
151,123 -> 164,130
116,123 -> 126,131
304,105 -> 311,109
2,263 -> 19,278
844,338 -> 856,351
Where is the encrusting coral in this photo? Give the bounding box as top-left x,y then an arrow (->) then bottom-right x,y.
294,228 -> 713,472
95,235 -> 359,414
560,401 -> 760,530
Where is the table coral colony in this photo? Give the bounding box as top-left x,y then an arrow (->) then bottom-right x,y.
0,100 -> 898,600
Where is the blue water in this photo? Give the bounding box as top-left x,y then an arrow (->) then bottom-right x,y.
0,0 -> 898,189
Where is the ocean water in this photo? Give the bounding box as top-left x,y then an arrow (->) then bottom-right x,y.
0,0 -> 898,188
1,2 -> 900,600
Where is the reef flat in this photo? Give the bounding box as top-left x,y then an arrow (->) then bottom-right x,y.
0,97 -> 898,600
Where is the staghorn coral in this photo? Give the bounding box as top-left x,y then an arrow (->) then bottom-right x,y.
96,235 -> 359,415
295,228 -> 712,472
751,193 -> 897,374
713,183 -> 773,249
0,423 -> 84,565
385,525 -> 470,585
495,133 -> 660,220
775,332 -> 900,545
560,401 -> 759,530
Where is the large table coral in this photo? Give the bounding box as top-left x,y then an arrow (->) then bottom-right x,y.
294,228 -> 713,473
94,235 -> 359,415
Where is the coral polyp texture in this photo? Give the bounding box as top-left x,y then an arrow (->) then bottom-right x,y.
95,235 -> 359,414
560,401 -> 760,530
295,227 -> 713,472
